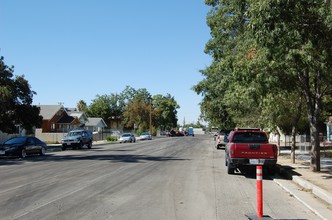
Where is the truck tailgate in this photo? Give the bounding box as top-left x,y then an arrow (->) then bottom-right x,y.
233,143 -> 276,159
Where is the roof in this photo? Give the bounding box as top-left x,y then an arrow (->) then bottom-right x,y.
37,105 -> 65,120
57,115 -> 76,124
68,112 -> 87,121
86,118 -> 107,128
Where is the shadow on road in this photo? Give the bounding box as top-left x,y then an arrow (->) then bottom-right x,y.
0,152 -> 189,166
227,165 -> 302,182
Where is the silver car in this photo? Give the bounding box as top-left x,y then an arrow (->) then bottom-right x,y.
119,133 -> 136,143
139,132 -> 152,140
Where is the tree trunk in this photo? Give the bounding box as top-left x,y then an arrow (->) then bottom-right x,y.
291,126 -> 296,164
299,68 -> 321,172
291,95 -> 303,164
305,96 -> 321,172
309,117 -> 321,172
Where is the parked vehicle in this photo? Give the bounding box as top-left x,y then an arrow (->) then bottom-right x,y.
215,134 -> 227,149
188,127 -> 194,136
168,129 -> 185,137
215,129 -> 231,149
61,130 -> 93,150
119,133 -> 136,143
224,128 -> 278,174
139,132 -> 152,140
0,136 -> 47,158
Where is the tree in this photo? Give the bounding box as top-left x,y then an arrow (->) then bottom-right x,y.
194,0 -> 252,129
197,1 -> 332,172
152,94 -> 179,130
122,97 -> 150,131
85,95 -> 113,126
121,88 -> 152,131
77,100 -> 87,112
249,0 -> 332,171
0,56 -> 41,134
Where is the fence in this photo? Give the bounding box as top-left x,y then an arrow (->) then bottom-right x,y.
35,129 -> 122,144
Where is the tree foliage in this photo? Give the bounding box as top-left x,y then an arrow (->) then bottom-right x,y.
249,0 -> 332,171
152,94 -> 179,130
196,0 -> 332,171
0,56 -> 41,133
85,94 -> 119,126
121,88 -> 151,131
85,86 -> 180,132
77,100 -> 87,112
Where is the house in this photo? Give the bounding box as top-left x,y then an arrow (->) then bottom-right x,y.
66,108 -> 89,127
37,105 -> 82,132
86,118 -> 108,132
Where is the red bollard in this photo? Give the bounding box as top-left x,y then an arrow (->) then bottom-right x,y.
257,165 -> 263,218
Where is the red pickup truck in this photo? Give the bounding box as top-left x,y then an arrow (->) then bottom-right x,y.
224,128 -> 278,174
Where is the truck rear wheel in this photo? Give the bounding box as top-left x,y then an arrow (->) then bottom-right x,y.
227,159 -> 235,174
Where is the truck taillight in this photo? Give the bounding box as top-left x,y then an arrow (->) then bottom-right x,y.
272,145 -> 278,158
229,145 -> 235,157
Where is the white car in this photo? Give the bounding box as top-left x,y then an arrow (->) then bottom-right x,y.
119,133 -> 136,143
140,132 -> 152,140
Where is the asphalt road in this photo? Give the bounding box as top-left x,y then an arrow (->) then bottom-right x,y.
0,136 -> 320,220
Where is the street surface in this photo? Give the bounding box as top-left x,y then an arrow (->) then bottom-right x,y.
0,135 -> 320,220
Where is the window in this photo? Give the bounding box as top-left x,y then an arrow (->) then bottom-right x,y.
233,132 -> 267,143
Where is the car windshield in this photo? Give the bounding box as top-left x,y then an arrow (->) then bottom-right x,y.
141,132 -> 149,135
68,131 -> 82,136
122,133 -> 131,137
4,137 -> 26,145
232,132 -> 268,143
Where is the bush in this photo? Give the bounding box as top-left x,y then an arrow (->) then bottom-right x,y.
107,136 -> 118,142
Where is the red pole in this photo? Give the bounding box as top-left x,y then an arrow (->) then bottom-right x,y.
256,165 -> 263,218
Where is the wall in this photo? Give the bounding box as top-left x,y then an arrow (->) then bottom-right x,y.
35,129 -> 66,143
193,128 -> 205,135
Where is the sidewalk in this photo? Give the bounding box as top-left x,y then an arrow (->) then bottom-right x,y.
275,150 -> 332,220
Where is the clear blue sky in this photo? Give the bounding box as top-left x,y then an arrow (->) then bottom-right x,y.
0,0 -> 211,124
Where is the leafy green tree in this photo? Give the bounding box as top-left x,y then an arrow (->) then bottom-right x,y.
85,95 -> 113,126
77,100 -> 87,112
193,64 -> 235,130
122,96 -> 150,131
121,87 -> 152,131
197,1 -> 332,171
86,86 -> 180,133
0,56 -> 41,134
249,0 -> 332,171
194,0 -> 253,129
152,94 -> 179,130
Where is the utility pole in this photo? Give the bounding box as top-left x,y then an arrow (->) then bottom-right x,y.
149,99 -> 152,135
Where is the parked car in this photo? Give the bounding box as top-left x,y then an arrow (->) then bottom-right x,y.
215,134 -> 228,149
139,132 -> 152,140
61,129 -> 93,150
0,136 -> 47,158
119,133 -> 136,143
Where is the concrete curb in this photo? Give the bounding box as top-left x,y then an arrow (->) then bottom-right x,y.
292,175 -> 332,205
278,165 -> 332,206
273,178 -> 331,220
275,164 -> 332,220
